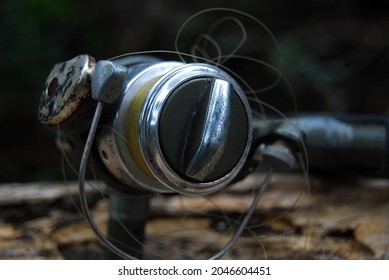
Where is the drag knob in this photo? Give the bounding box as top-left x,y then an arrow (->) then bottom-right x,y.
159,78 -> 249,182
140,63 -> 252,194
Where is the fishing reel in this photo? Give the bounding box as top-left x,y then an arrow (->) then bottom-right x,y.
38,54 -> 302,195
38,54 -> 305,259
38,54 -> 388,259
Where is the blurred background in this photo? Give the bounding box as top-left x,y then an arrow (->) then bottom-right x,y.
1,0 -> 389,183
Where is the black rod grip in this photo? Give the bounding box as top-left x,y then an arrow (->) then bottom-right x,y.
295,114 -> 389,178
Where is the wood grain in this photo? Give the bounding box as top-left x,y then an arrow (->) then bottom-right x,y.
0,174 -> 388,259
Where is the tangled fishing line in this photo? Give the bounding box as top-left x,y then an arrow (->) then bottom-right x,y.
58,7 -> 311,260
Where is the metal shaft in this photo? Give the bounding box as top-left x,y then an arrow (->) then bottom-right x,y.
106,194 -> 150,259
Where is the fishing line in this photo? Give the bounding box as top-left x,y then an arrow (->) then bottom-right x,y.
191,15 -> 248,66
78,101 -> 137,260
174,7 -> 281,64
78,100 -> 274,259
80,9 -> 311,259
209,167 -> 273,260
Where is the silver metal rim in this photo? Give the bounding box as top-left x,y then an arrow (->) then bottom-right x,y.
139,63 -> 253,195
111,61 -> 184,192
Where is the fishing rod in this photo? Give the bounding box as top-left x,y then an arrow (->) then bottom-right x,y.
38,54 -> 388,259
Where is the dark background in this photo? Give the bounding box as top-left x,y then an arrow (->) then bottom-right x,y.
1,0 -> 389,183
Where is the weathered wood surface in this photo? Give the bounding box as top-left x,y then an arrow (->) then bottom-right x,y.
0,174 -> 388,259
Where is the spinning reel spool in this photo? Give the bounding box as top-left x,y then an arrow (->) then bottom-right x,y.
39,54 -> 388,259
39,54 -> 298,195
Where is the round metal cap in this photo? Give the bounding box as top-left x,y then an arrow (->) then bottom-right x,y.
159,77 -> 249,182
139,63 -> 252,195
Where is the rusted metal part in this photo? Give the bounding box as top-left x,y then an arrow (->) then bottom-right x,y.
38,55 -> 96,125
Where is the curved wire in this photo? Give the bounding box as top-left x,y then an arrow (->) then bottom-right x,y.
79,101 -> 274,260
79,101 -> 137,260
209,167 -> 273,259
